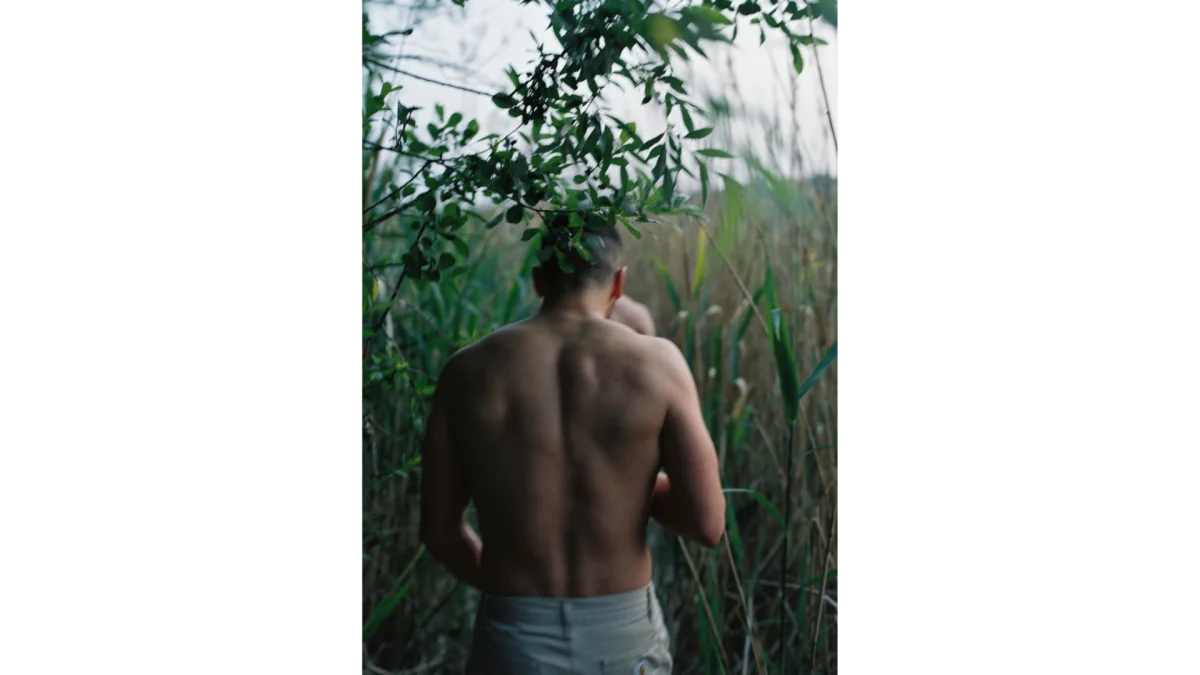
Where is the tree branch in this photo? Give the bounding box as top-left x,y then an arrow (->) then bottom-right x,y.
361,142 -> 577,216
364,158 -> 434,215
371,220 -> 429,336
364,58 -> 493,97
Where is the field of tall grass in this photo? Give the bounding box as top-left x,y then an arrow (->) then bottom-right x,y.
362,154 -> 837,673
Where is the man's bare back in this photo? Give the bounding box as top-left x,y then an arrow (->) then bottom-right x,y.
423,312 -> 721,597
420,217 -> 723,609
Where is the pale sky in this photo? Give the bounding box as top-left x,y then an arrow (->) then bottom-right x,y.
365,0 -> 837,187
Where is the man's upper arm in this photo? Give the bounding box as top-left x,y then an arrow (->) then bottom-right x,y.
613,297 -> 656,336
632,302 -> 656,336
418,355 -> 470,543
654,339 -> 725,539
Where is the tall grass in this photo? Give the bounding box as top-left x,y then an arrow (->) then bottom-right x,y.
364,9 -> 837,670
362,159 -> 837,673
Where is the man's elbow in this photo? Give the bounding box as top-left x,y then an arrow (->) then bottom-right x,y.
419,521 -> 454,553
696,506 -> 726,548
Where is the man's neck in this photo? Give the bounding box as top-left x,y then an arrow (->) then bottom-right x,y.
539,291 -> 613,321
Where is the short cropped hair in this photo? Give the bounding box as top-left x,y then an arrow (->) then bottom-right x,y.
535,212 -> 624,293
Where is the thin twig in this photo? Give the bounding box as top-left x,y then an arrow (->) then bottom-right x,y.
365,219 -> 428,363
753,416 -> 786,482
697,220 -> 771,338
677,539 -> 731,669
395,660 -> 445,675
780,420 -> 797,675
810,505 -> 837,672
806,16 -> 837,156
724,536 -> 769,675
365,58 -> 493,97
361,142 -> 570,216
363,199 -> 418,233
364,159 -> 434,215
381,51 -> 478,76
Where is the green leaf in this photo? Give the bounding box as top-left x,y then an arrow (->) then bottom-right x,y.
520,228 -> 540,241
463,119 -> 479,141
810,0 -> 838,29
697,148 -> 733,158
621,220 -> 643,240
554,249 -> 575,274
769,307 -> 801,424
484,212 -> 504,229
363,546 -> 425,640
646,13 -> 681,53
492,93 -> 516,109
790,42 -> 804,74
681,107 -> 696,133
414,190 -> 437,213
651,255 -> 681,311
801,568 -> 838,587
506,204 -> 525,224
680,5 -> 733,25
434,103 -> 444,120
664,77 -> 687,95
438,253 -> 455,269
692,229 -> 707,296
686,127 -> 714,140
719,172 -> 744,196
723,488 -> 785,529
797,341 -> 837,400
699,160 -> 709,207
737,1 -> 761,15
447,112 -> 463,127
451,237 -> 469,258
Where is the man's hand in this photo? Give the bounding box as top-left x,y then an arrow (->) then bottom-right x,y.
418,354 -> 484,588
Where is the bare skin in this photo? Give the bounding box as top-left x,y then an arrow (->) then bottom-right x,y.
419,271 -> 724,598
610,295 -> 656,335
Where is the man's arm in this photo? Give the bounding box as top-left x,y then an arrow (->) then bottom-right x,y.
418,356 -> 483,588
612,296 -> 656,336
650,339 -> 726,547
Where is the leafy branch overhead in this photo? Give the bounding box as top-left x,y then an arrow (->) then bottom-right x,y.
363,0 -> 834,284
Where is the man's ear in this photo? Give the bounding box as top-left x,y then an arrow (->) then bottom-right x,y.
532,266 -> 546,298
611,266 -> 627,301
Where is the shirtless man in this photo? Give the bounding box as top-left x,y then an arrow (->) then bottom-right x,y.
419,219 -> 724,674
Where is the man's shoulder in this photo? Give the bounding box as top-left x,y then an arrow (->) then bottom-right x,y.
615,331 -> 686,374
446,322 -> 512,357
612,296 -> 656,335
